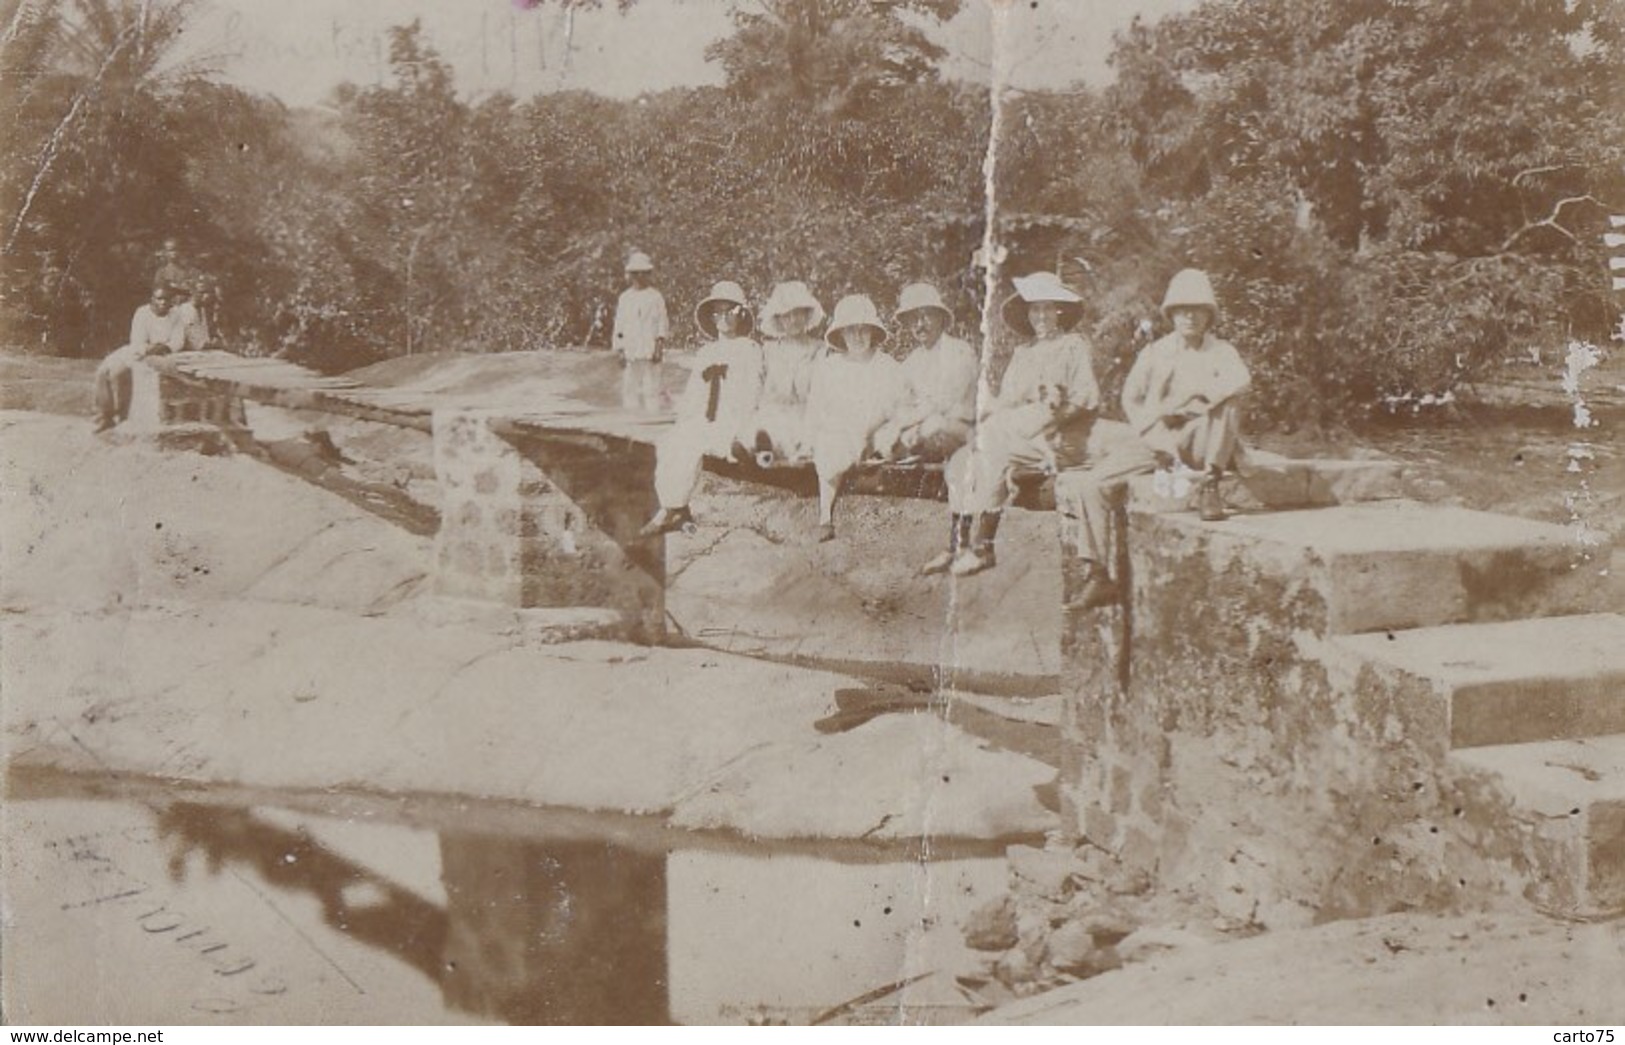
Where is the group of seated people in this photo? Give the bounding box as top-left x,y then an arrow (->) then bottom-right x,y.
641,268 -> 1252,608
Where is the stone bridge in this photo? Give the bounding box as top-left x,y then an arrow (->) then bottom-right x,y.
140,349 -> 1624,920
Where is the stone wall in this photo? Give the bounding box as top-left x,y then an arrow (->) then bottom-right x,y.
432,409 -> 665,643
1053,491 -> 1610,925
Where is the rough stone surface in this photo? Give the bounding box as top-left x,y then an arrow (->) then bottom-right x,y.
1054,495 -> 1623,921
1451,736 -> 1625,915
986,909 -> 1625,1025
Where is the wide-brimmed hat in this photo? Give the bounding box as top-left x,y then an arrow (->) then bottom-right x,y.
758,281 -> 826,338
825,294 -> 889,351
895,282 -> 953,325
625,251 -> 655,273
1001,271 -> 1083,337
1161,268 -> 1219,318
694,280 -> 753,339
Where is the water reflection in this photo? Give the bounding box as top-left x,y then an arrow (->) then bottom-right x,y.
10,773 -> 1003,1025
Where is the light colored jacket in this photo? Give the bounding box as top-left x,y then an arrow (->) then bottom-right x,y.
1121,331 -> 1251,442
897,334 -> 978,427
613,286 -> 670,361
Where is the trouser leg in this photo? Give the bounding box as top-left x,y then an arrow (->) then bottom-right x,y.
813,431 -> 865,526
953,414 -> 1047,515
1198,400 -> 1244,472
640,360 -> 659,411
653,423 -> 712,509
93,361 -> 115,425
619,360 -> 637,409
1073,437 -> 1160,565
94,346 -> 135,425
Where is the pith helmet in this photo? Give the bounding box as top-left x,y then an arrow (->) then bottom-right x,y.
825,294 -> 890,351
758,281 -> 827,338
625,251 -> 655,273
1001,271 -> 1084,338
1161,268 -> 1219,317
895,282 -> 953,324
695,281 -> 753,339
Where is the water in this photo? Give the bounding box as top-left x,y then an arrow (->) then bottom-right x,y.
3,769 -> 1006,1025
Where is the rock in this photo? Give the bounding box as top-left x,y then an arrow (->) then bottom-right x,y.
964,896 -> 1019,952
991,947 -> 1039,991
1008,844 -> 1092,900
1043,922 -> 1097,975
1116,925 -> 1211,964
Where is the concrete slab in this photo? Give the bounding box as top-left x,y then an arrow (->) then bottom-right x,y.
1332,615 -> 1625,747
1451,735 -> 1625,913
1159,501 -> 1605,633
1122,453 -> 1406,514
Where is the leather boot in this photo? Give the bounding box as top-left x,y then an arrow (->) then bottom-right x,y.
951,511 -> 1001,576
921,513 -> 971,575
1197,474 -> 1227,522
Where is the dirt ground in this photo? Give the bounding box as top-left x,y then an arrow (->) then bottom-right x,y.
2,347 -> 1622,1024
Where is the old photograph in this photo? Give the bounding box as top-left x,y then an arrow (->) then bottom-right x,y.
2,0 -> 1622,1027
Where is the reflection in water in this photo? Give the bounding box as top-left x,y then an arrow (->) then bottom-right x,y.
156,804 -> 667,1024
14,772 -> 999,1025
439,835 -> 666,1024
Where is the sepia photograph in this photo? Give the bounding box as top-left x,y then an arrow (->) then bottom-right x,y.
1,0 -> 1622,1027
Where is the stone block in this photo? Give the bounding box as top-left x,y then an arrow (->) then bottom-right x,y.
1332,614 -> 1625,749
1451,735 -> 1625,915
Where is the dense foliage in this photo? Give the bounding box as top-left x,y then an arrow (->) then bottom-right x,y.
2,0 -> 1620,427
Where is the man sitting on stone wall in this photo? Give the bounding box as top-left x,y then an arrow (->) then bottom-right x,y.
92,280 -> 210,432
1067,268 -> 1252,610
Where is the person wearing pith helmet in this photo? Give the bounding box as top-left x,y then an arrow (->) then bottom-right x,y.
922,271 -> 1102,578
641,281 -> 765,538
873,282 -> 978,464
1066,268 -> 1253,610
613,250 -> 670,413
743,280 -> 826,468
806,294 -> 904,542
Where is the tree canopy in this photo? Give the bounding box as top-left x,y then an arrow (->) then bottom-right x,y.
2,0 -> 1619,427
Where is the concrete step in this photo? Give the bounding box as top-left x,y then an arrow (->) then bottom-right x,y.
1331,614 -> 1625,748
1155,501 -> 1604,634
1450,734 -> 1625,915
1125,452 -> 1406,513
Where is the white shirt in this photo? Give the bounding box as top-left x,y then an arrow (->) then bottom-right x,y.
130,301 -> 207,358
808,351 -> 903,442
679,335 -> 763,434
613,286 -> 670,361
897,334 -> 978,426
1122,332 -> 1251,438
996,332 -> 1101,416
759,335 -> 824,407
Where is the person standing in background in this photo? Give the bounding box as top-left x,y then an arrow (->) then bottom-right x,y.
613,251 -> 670,412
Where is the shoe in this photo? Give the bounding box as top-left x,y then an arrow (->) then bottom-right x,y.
92,417 -> 115,434
638,506 -> 693,538
921,514 -> 973,576
950,546 -> 997,577
1074,565 -> 1119,610
815,523 -> 835,543
1197,477 -> 1227,522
